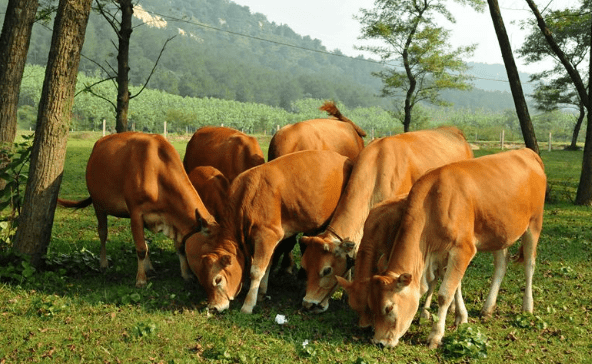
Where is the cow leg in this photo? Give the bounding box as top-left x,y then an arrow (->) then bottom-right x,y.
427,244 -> 475,349
241,236 -> 279,314
481,249 -> 509,318
521,225 -> 540,313
453,282 -> 468,326
177,252 -> 194,281
130,212 -> 149,288
93,207 -> 109,271
420,278 -> 437,320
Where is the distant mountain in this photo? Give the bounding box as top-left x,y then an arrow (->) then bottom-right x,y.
467,62 -> 535,95
1,0 -> 534,112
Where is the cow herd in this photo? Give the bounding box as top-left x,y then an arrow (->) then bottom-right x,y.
57,101 -> 547,349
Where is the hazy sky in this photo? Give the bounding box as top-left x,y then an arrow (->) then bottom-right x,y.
231,0 -> 580,74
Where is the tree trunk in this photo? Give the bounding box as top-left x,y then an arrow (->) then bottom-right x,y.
0,0 -> 39,189
567,103 -> 584,150
574,18 -> 592,205
115,0 -> 133,133
13,0 -> 93,266
487,0 -> 539,154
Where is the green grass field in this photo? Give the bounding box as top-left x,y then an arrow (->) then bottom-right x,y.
1,132 -> 591,363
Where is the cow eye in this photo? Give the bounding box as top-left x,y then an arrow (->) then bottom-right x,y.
321,267 -> 332,277
213,275 -> 223,287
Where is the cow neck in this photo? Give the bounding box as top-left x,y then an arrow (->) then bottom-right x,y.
384,212 -> 426,282
326,175 -> 375,245
219,201 -> 250,271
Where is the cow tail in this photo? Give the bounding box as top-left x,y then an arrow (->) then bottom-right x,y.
56,197 -> 93,209
319,101 -> 367,137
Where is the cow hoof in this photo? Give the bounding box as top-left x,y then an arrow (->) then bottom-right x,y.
240,305 -> 254,314
135,280 -> 147,288
420,309 -> 431,321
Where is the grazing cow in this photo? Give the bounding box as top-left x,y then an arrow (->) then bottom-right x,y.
369,148 -> 546,348
57,132 -> 215,287
183,126 -> 265,182
300,126 -> 473,312
187,166 -> 230,221
336,195 -> 467,328
184,150 -> 354,313
268,101 -> 366,161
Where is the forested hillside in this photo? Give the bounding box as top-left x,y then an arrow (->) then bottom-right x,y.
1,0 -> 526,112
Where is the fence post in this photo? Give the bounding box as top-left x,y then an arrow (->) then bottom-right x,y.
103,119 -> 106,137
500,130 -> 505,150
548,132 -> 552,152
164,121 -> 167,139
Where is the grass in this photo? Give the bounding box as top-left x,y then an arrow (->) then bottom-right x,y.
1,131 -> 592,363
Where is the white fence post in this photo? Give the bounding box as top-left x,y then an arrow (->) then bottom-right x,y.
164,121 -> 167,139
103,119 -> 106,137
548,132 -> 552,152
500,130 -> 505,150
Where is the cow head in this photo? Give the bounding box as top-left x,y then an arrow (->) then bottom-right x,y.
369,272 -> 420,348
300,236 -> 353,312
185,223 -> 245,312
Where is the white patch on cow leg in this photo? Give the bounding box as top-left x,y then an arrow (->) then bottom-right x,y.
178,253 -> 193,281
481,249 -> 509,318
421,279 -> 436,321
95,209 -> 109,271
136,253 -> 147,288
453,283 -> 468,326
259,263 -> 272,298
521,229 -> 537,313
241,265 -> 265,314
130,213 -> 148,288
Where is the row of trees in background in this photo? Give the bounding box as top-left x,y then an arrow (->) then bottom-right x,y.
16,64 -> 582,143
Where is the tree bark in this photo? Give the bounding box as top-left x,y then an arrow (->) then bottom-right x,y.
13,0 -> 93,266
487,0 -> 539,154
567,103 -> 584,150
115,0 -> 133,133
0,0 -> 39,189
574,18 -> 592,205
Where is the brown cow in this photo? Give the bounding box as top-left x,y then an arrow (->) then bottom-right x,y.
184,150 -> 354,313
369,148 -> 546,348
300,126 -> 473,312
187,166 -> 230,221
268,101 -> 366,161
57,132 -> 216,287
336,194 -> 467,328
183,126 -> 265,182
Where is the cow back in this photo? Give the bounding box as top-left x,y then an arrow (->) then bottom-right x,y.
184,126 -> 265,182
268,118 -> 365,161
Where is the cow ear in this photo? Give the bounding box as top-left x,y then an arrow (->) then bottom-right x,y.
397,273 -> 412,288
219,254 -> 232,268
377,254 -> 388,274
341,240 -> 356,255
335,275 -> 352,292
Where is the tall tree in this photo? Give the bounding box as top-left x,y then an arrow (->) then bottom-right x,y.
518,5 -> 589,150
95,0 -> 132,133
356,0 -> 476,132
487,0 -> 539,154
523,0 -> 592,205
13,0 -> 93,266
0,0 -> 40,189
81,0 -> 173,133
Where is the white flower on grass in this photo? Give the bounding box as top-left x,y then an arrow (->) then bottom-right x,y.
302,340 -> 309,348
274,314 -> 287,325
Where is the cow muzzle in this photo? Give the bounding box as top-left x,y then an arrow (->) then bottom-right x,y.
302,297 -> 329,313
